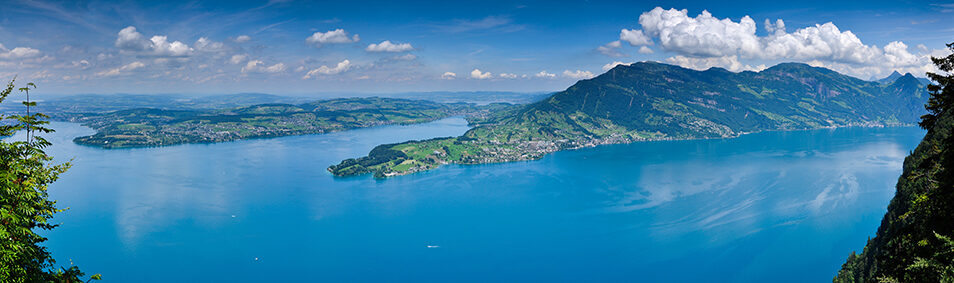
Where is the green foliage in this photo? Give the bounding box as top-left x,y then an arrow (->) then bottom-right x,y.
332,61 -> 932,178
0,79 -> 98,282
906,232 -> 954,282
920,41 -> 954,129
68,97 -> 512,148
836,40 -> 954,283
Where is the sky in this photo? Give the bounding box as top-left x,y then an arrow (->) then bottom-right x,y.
0,0 -> 953,95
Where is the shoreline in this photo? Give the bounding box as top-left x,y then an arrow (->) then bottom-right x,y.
340,121 -> 921,179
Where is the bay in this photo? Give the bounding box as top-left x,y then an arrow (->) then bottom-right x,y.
19,119 -> 925,282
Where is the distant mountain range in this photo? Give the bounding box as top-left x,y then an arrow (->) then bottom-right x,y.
68,97 -> 514,148
331,62 -> 932,177
877,70 -> 932,86
4,91 -> 547,116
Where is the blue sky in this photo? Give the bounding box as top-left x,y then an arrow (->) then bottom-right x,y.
0,0 -> 952,95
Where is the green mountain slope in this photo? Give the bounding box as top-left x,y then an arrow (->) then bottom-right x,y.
330,62 -> 930,178
834,107 -> 953,282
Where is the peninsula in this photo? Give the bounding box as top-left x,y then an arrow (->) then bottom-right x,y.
68,97 -> 514,148
330,62 -> 930,178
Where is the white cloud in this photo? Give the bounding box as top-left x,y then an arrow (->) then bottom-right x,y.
620,29 -> 653,46
628,7 -> 946,78
241,60 -> 262,73
563,69 -> 595,79
598,29 -> 653,57
0,44 -> 41,60
366,40 -> 414,52
242,60 -> 286,73
115,26 -> 193,57
194,37 -> 225,52
29,70 -> 54,80
264,63 -> 286,73
759,22 -> 881,64
638,8 -> 759,58
499,73 -> 518,79
602,61 -> 631,71
470,68 -> 492,79
597,40 -> 625,57
306,29 -> 359,47
666,55 -> 766,72
303,59 -> 352,78
235,35 -> 251,43
392,54 -> 417,60
230,54 -> 248,64
71,60 -> 91,69
148,36 -> 192,57
534,70 -> 556,78
441,72 -> 457,79
96,61 -> 145,77
115,26 -> 152,51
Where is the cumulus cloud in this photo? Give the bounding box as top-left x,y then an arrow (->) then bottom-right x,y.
623,7 -> 947,78
96,61 -> 145,77
303,59 -> 352,78
563,70 -> 595,79
366,40 -> 414,52
639,8 -> 759,58
230,54 -> 248,64
620,29 -> 653,46
0,43 -> 41,60
242,60 -> 286,73
602,61 -> 632,71
194,37 -> 225,52
598,29 -> 653,57
666,55 -> 766,72
115,26 -> 152,51
235,35 -> 251,43
115,26 -> 193,57
441,72 -> 457,79
534,70 -> 556,78
306,29 -> 359,47
498,73 -> 518,79
264,63 -> 286,73
470,69 -> 492,79
598,40 -> 625,57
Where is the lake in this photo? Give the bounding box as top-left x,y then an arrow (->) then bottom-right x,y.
20,119 -> 925,282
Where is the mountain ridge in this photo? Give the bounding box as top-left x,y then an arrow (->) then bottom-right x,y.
329,61 -> 931,178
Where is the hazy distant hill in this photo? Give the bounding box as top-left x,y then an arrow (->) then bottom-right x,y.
331,62 -> 931,177
69,97 -> 514,148
0,91 -> 547,118
0,93 -> 312,115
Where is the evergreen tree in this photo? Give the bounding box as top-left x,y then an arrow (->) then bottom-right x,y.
920,41 -> 954,129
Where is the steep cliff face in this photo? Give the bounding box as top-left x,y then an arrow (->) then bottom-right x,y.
835,108 -> 954,282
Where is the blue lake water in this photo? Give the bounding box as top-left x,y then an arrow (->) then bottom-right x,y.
18,119 -> 926,282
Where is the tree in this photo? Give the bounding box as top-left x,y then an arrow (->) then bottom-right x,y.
0,79 -> 99,282
907,232 -> 954,283
920,41 -> 954,129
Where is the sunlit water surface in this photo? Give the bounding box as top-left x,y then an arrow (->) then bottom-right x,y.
12,119 -> 925,282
